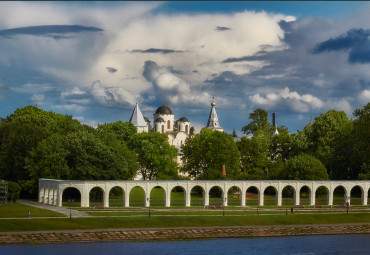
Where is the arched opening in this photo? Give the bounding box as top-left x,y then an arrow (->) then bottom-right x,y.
89,187 -> 104,208
246,186 -> 259,206
227,186 -> 242,206
282,185 -> 295,207
129,186 -> 145,207
62,187 -> 81,207
150,186 -> 166,207
299,186 -> 311,205
167,120 -> 170,129
161,125 -> 164,133
170,186 -> 185,206
263,186 -> 277,206
109,186 -> 124,207
350,186 -> 363,205
209,186 -> 223,206
190,186 -> 204,207
185,125 -> 188,134
333,185 -> 347,205
315,186 -> 329,205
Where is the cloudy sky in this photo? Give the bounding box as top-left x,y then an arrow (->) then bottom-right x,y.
0,1 -> 369,134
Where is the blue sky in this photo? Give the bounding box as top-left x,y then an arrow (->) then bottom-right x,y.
0,1 -> 369,135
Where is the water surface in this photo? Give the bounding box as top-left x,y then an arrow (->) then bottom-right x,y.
1,234 -> 370,255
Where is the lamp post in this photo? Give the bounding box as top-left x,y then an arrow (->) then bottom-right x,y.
148,197 -> 152,217
346,196 -> 350,214
223,197 -> 227,216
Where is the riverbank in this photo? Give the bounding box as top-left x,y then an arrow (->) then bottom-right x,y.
1,223 -> 369,245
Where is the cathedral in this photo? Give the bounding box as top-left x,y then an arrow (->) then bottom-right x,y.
129,98 -> 223,179
129,97 -> 223,140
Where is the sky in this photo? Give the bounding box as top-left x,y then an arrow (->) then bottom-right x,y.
0,1 -> 369,135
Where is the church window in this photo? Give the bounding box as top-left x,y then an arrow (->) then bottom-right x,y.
162,125 -> 164,133
167,120 -> 170,129
185,125 -> 188,134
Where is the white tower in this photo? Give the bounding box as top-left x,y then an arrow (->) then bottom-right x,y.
129,102 -> 148,133
206,97 -> 223,132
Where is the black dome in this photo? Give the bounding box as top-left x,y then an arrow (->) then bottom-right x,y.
178,117 -> 189,122
155,105 -> 173,115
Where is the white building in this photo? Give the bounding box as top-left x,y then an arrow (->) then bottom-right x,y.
206,97 -> 223,132
129,102 -> 149,133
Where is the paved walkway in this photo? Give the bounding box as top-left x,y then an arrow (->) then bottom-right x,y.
17,200 -> 90,218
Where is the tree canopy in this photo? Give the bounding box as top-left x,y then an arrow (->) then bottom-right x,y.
181,128 -> 240,179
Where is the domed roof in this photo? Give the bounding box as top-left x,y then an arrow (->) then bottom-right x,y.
155,105 -> 173,115
154,117 -> 165,122
178,116 -> 189,122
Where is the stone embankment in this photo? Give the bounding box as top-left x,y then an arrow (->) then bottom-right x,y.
1,223 -> 369,245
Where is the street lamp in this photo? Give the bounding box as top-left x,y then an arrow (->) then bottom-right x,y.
346,197 -> 350,214
148,197 -> 152,217
223,197 -> 227,216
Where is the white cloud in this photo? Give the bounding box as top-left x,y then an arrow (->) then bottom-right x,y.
358,89 -> 370,105
11,83 -> 54,94
250,87 -> 324,113
90,80 -> 136,107
30,94 -> 45,105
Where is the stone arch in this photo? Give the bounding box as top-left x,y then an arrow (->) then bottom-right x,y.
61,186 -> 82,207
190,185 -> 205,207
108,186 -> 125,207
170,186 -> 186,206
89,186 -> 105,208
315,185 -> 329,205
227,186 -> 242,206
263,186 -> 278,206
246,186 -> 260,206
350,185 -> 363,205
39,185 -> 45,203
299,185 -> 312,205
208,185 -> 224,206
149,186 -> 167,206
333,185 -> 348,205
282,185 -> 296,207
129,186 -> 146,207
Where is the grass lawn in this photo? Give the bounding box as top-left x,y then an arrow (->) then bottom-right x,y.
0,212 -> 369,232
0,202 -> 64,218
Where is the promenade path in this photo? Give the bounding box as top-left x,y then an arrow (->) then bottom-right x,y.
17,199 -> 90,218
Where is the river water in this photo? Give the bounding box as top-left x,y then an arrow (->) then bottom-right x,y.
1,234 -> 370,255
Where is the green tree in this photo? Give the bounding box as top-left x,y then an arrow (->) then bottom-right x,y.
352,103 -> 370,180
181,129 -> 240,179
237,133 -> 271,180
241,108 -> 273,135
97,121 -> 136,142
128,132 -> 178,180
280,154 -> 329,180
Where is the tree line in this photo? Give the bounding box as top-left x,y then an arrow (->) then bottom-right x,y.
0,103 -> 368,199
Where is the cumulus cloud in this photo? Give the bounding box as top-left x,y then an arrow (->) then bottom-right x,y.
142,60 -> 212,107
90,80 -> 136,108
358,89 -> 370,105
249,87 -> 324,113
61,87 -> 91,104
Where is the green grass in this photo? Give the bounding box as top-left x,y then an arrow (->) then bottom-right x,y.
0,202 -> 64,218
1,213 -> 369,232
